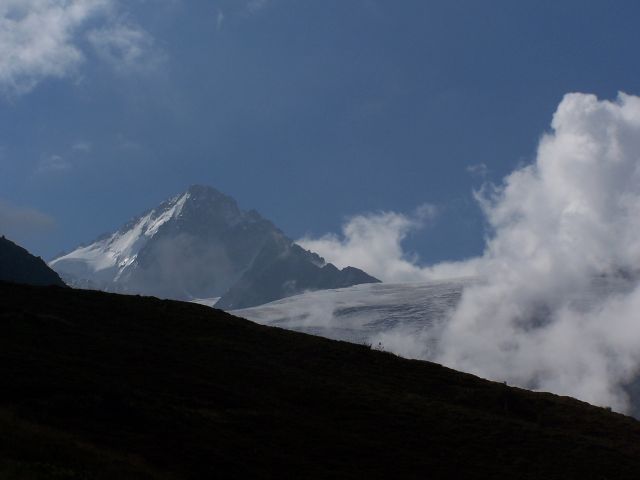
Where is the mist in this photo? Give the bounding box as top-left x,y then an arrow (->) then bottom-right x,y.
126,232 -> 240,300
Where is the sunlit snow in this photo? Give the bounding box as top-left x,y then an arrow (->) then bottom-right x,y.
50,192 -> 190,287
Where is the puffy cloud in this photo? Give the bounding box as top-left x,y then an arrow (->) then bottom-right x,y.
297,92 -> 640,413
0,0 -> 109,96
0,0 -> 162,97
436,92 -> 640,412
298,204 -> 440,283
298,203 -> 480,283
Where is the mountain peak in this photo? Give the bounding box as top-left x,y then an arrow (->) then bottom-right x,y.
186,184 -> 224,197
178,185 -> 244,222
184,184 -> 237,204
50,186 -> 379,307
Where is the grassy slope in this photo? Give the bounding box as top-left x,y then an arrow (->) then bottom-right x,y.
1,282 -> 640,479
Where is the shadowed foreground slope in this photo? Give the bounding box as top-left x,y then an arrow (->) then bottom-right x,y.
2,282 -> 640,479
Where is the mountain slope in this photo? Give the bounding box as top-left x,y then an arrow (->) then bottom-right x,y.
233,279 -> 469,345
0,236 -> 66,287
50,185 -> 378,308
215,237 -> 379,309
2,282 -> 640,479
236,277 -> 640,417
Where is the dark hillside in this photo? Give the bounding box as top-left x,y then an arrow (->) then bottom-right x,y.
2,282 -> 640,479
0,236 -> 66,287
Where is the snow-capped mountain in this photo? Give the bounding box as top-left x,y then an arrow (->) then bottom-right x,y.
50,185 -> 379,308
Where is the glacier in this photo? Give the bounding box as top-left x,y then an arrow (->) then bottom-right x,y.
233,279 -> 472,353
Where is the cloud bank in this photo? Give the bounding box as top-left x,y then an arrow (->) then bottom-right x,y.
0,0 -> 161,97
301,92 -> 640,413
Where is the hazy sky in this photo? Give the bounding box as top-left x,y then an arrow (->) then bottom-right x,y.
2,0 -> 640,261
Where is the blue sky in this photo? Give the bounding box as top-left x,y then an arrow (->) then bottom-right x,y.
2,0 -> 640,263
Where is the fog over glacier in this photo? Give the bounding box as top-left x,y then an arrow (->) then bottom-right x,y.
243,92 -> 640,413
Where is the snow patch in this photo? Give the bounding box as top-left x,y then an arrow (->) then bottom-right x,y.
50,192 -> 190,284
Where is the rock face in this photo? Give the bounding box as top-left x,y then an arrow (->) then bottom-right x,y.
50,185 -> 379,308
0,236 -> 66,287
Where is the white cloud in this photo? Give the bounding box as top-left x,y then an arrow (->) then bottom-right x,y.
0,0 -> 163,97
88,20 -> 164,73
298,203 -> 481,282
297,92 -> 640,413
435,92 -> 640,412
36,154 -> 71,173
71,141 -> 92,152
35,141 -> 94,174
298,204 -> 444,283
0,0 -> 110,96
466,162 -> 488,178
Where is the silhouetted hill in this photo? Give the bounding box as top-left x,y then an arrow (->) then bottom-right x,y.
2,282 -> 640,479
0,236 -> 65,287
